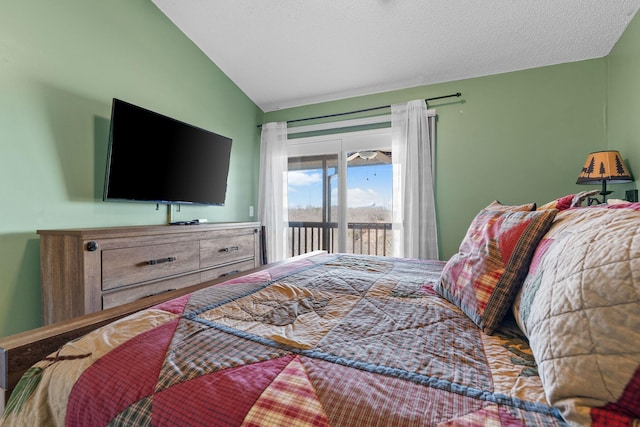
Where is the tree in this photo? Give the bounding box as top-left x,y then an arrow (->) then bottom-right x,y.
586,156 -> 595,176
599,161 -> 606,177
615,155 -> 626,176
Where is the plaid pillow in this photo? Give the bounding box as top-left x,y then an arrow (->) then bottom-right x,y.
435,208 -> 557,334
537,190 -> 600,211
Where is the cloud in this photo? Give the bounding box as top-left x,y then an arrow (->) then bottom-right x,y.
348,188 -> 379,207
288,170 -> 322,187
329,187 -> 389,208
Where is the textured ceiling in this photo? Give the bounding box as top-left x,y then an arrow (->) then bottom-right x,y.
151,0 -> 640,112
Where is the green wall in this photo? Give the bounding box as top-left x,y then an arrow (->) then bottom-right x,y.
2,2 -> 637,338
0,1 -> 262,337
608,12 -> 640,188
265,59 -> 610,259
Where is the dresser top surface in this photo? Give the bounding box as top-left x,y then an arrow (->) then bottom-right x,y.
37,222 -> 261,239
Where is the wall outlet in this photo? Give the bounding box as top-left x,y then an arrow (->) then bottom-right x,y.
249,206 -> 254,217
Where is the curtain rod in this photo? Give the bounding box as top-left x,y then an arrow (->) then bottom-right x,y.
258,92 -> 461,128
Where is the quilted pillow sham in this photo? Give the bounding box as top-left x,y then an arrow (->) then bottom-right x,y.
485,200 -> 536,212
435,207 -> 557,335
515,204 -> 640,426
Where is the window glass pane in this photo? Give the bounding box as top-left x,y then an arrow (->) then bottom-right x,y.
287,155 -> 338,255
346,150 -> 392,256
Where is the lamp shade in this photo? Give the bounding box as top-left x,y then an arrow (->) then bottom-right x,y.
576,150 -> 633,185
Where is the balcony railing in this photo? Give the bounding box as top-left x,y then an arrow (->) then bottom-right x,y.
288,221 -> 392,257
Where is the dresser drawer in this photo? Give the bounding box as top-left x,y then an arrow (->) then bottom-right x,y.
201,259 -> 257,282
102,241 -> 200,291
102,272 -> 202,309
200,233 -> 255,268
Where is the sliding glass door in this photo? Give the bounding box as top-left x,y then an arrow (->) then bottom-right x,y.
287,129 -> 392,257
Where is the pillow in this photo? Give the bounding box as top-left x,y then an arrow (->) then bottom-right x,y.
435,208 -> 557,334
537,189 -> 600,211
515,204 -> 640,425
607,198 -> 631,205
485,200 -> 536,212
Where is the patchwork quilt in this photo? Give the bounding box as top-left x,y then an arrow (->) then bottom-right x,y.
2,253 -> 565,426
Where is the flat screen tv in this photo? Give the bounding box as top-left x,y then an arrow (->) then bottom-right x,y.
104,98 -> 232,206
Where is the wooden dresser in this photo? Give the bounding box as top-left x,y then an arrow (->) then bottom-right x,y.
38,222 -> 261,325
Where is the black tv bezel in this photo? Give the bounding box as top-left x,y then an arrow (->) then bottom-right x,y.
103,98 -> 232,206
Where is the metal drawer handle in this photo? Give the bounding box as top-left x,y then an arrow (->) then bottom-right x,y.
220,270 -> 240,278
220,246 -> 240,253
146,256 -> 176,265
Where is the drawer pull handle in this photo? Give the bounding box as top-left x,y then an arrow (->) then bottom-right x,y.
142,288 -> 177,299
146,257 -> 176,265
220,270 -> 240,278
221,246 -> 240,253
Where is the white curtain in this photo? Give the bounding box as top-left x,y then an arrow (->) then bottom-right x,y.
258,122 -> 289,262
391,100 -> 439,260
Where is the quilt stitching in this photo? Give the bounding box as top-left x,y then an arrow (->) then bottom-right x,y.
182,256 -> 562,420
517,205 -> 640,425
3,253 -> 569,426
184,255 -> 342,318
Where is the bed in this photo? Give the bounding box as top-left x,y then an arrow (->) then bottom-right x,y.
1,197 -> 639,426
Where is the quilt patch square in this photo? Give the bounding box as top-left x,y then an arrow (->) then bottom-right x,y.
197,283 -> 360,349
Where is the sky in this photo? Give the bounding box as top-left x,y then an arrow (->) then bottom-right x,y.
288,163 -> 392,209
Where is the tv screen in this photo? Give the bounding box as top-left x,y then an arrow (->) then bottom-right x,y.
104,98 -> 232,206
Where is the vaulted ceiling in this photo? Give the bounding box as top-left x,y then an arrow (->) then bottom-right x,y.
152,1 -> 640,112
